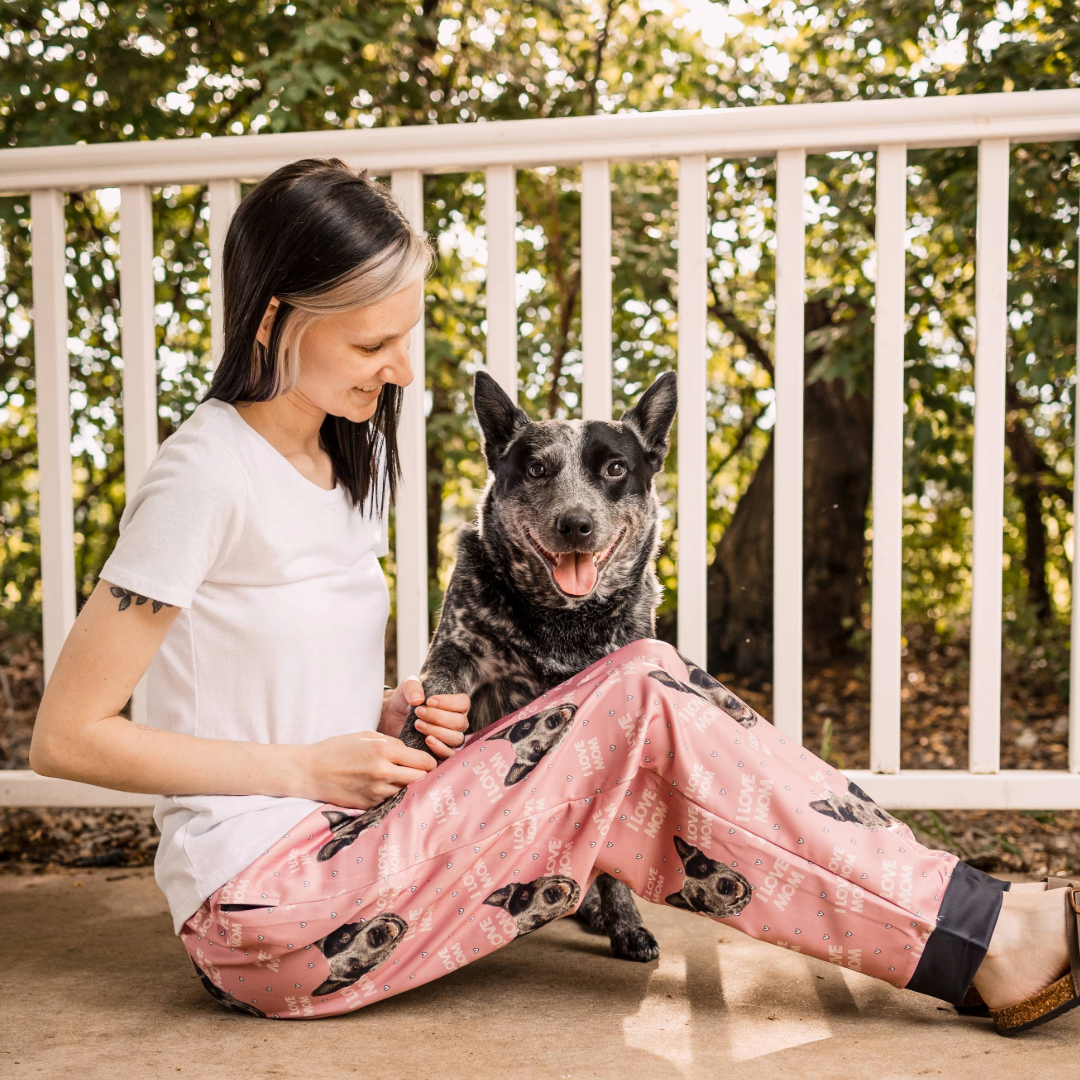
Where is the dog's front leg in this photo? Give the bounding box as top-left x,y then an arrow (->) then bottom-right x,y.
597,874 -> 660,963
396,640 -> 479,754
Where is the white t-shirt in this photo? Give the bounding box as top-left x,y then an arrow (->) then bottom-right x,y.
99,397 -> 391,934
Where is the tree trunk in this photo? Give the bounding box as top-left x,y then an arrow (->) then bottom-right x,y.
705,370 -> 873,679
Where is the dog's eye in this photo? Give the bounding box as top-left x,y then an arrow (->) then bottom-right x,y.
605,461 -> 626,478
526,461 -> 546,478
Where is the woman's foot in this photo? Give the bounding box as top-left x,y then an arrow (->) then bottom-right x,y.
971,887 -> 1071,1011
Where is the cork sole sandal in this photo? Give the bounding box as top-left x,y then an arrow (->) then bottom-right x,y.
954,878 -> 1078,1019
990,886 -> 1080,1036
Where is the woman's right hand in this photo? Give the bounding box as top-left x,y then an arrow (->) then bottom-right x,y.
296,729 -> 438,809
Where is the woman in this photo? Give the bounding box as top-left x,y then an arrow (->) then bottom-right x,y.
30,158 -> 1077,1035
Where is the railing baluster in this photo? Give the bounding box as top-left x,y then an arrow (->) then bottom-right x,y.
209,180 -> 241,367
1071,175 -> 1080,776
969,138 -> 1010,775
119,184 -> 159,727
484,164 -> 519,402
870,144 -> 908,774
581,159 -> 612,421
773,149 -> 806,742
390,170 -> 430,684
676,154 -> 708,665
30,190 -> 76,684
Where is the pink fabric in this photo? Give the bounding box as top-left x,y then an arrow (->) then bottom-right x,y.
179,639 -> 958,1019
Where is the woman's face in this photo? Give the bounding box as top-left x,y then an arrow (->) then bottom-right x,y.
284,277 -> 424,424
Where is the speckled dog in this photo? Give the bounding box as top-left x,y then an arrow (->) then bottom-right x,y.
810,779 -> 897,829
397,368 -> 678,962
311,912 -> 408,996
484,875 -> 582,935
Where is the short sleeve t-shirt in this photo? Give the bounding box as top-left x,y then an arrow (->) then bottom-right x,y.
99,397 -> 391,934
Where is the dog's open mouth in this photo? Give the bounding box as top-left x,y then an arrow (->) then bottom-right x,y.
526,528 -> 625,597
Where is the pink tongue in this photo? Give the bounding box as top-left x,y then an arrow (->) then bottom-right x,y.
553,552 -> 597,595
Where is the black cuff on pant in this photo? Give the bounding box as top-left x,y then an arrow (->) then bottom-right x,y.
903,861 -> 1009,1004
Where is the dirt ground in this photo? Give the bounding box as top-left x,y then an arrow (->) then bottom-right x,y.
2,625 -> 1078,877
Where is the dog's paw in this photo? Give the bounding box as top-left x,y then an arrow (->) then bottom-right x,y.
609,925 -> 660,963
573,892 -> 606,935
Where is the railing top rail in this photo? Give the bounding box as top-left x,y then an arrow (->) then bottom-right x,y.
4,88 -> 1080,193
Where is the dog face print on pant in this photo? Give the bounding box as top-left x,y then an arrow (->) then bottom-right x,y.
809,779 -> 895,830
485,703 -> 577,786
648,661 -> 760,729
484,874 -> 582,935
190,957 -> 267,1018
316,787 -> 407,862
664,835 -> 752,918
312,912 -> 409,997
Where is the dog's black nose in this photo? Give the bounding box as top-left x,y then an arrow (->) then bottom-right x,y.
555,510 -> 593,544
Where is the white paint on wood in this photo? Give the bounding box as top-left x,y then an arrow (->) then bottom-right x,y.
676,154 -> 708,665
5,90 -> 1080,190
772,149 -> 806,743
390,170 -> 430,686
29,190 -> 76,684
118,184 -> 160,729
968,139 -> 1010,776
208,179 -> 241,367
484,164 -> 519,402
869,145 -> 907,775
581,159 -> 612,421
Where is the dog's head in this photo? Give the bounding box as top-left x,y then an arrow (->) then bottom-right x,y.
486,702 -> 577,785
664,835 -> 751,918
312,912 -> 408,996
472,369 -> 677,607
484,874 -> 581,935
809,780 -> 894,830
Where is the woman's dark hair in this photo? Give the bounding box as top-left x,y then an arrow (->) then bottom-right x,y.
204,157 -> 436,518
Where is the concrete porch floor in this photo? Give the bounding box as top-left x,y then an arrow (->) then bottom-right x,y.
2,866 -> 1077,1079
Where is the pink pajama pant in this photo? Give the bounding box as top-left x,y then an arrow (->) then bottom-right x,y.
179,638 -> 1001,1020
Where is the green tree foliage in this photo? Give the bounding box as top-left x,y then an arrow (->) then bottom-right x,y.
1,2 -> 1078,697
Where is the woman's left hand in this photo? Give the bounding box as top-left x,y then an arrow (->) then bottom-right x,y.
378,676 -> 471,760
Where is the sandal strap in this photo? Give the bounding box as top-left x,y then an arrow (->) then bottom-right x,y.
1042,876 -> 1080,890
1069,887 -> 1080,997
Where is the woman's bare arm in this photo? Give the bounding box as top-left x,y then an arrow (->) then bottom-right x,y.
29,578 -> 437,808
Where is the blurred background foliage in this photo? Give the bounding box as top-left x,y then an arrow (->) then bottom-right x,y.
1,0 -> 1078,717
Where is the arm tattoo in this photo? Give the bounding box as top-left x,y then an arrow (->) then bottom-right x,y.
109,586 -> 174,614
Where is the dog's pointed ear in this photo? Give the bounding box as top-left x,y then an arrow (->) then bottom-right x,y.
621,370 -> 678,472
672,834 -> 695,861
809,798 -> 844,821
312,976 -> 355,997
316,835 -> 352,862
504,762 -> 532,786
484,884 -> 515,908
473,370 -> 529,468
664,890 -> 695,912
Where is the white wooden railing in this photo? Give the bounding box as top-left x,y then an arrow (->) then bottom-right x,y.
3,91 -> 1080,811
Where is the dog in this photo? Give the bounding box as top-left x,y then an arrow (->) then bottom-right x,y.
809,779 -> 896,830
393,367 -> 679,963
316,788 -> 406,862
484,875 -> 582,935
190,956 -> 267,1018
485,703 -> 577,785
664,835 -> 752,918
312,912 -> 408,996
647,656 -> 762,728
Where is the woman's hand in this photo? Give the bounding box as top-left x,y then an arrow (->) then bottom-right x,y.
297,729 -> 438,810
379,675 -> 471,759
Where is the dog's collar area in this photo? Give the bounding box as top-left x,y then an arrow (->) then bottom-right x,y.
526,527 -> 625,597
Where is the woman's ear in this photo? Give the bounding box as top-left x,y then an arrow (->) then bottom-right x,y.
256,297 -> 280,347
